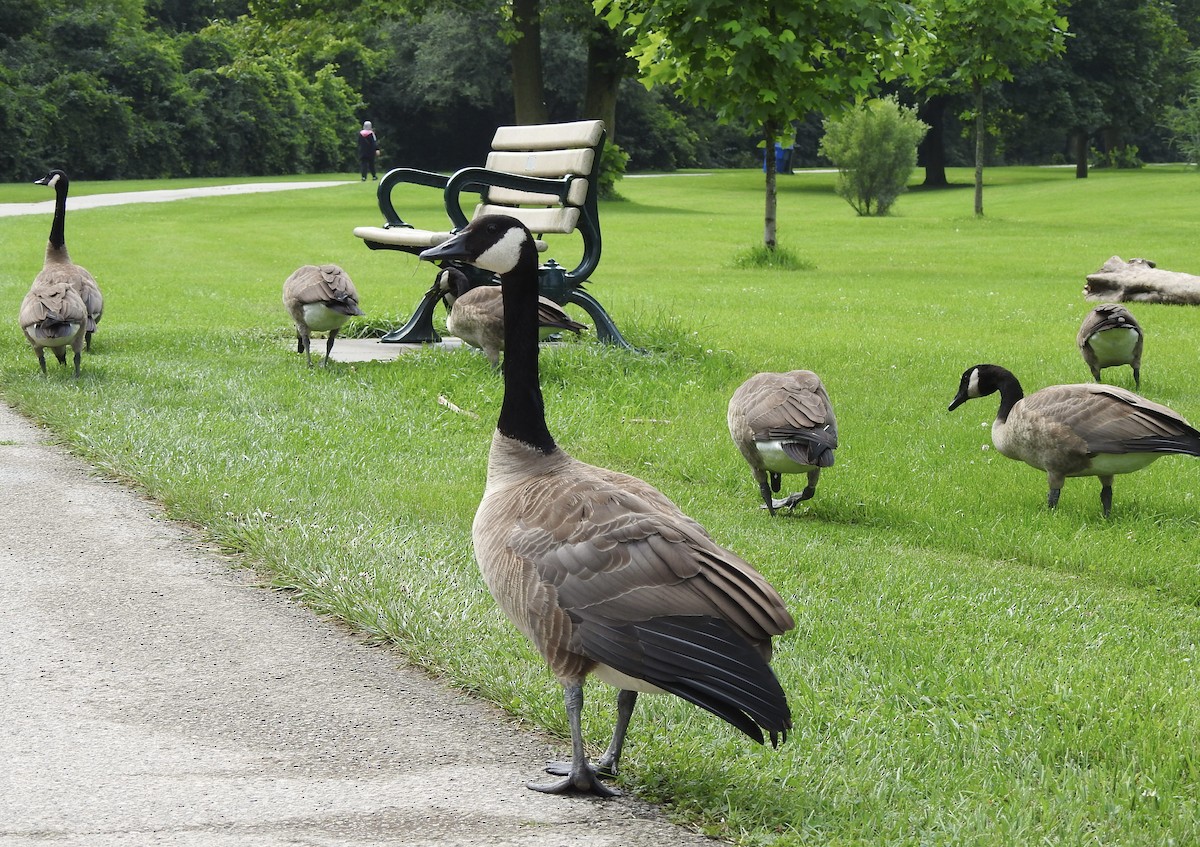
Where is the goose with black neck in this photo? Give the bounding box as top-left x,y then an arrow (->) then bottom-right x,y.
420,214 -> 795,797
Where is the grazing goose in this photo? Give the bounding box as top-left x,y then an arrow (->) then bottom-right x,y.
434,266 -> 586,367
728,370 -> 838,515
419,215 -> 794,797
1077,303 -> 1143,387
33,170 -> 103,351
948,364 -> 1200,516
282,264 -> 364,366
19,280 -> 87,377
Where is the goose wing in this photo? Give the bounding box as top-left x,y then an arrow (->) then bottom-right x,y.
285,265 -> 364,315
1023,384 -> 1200,455
535,297 -> 587,334
20,282 -> 86,329
732,371 -> 838,465
484,464 -> 794,742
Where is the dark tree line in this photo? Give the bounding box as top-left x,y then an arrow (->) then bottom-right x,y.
1,0 -> 1197,183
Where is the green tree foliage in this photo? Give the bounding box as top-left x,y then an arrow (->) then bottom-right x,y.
0,0 -> 358,180
912,0 -> 1068,214
819,97 -> 929,216
1164,51 -> 1200,167
595,0 -> 923,248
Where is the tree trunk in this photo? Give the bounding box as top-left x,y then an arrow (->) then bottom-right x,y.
973,82 -> 985,216
763,121 -> 777,249
918,94 -> 948,188
1072,129 -> 1089,179
510,0 -> 548,124
583,22 -> 626,138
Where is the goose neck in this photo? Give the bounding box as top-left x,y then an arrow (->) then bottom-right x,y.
497,256 -> 557,455
48,178 -> 68,250
993,371 -> 1024,424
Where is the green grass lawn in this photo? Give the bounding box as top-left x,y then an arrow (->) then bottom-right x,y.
4,165 -> 1200,845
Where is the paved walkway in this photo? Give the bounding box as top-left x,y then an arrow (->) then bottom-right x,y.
0,181 -> 356,218
0,407 -> 714,844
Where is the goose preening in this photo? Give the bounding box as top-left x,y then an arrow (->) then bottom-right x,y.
948,364 -> 1200,516
420,215 -> 794,797
728,370 -> 837,515
19,280 -> 87,377
434,266 -> 586,368
1077,303 -> 1143,387
282,264 -> 364,366
34,170 -> 103,351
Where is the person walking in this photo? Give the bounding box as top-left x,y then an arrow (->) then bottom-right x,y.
357,121 -> 379,181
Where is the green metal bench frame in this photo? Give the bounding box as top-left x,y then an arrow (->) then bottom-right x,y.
353,120 -> 631,348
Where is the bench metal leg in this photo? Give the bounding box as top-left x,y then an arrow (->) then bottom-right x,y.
565,288 -> 636,350
380,286 -> 443,344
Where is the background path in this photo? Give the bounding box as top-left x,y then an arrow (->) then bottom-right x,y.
0,403 -> 716,847
0,181 -> 355,218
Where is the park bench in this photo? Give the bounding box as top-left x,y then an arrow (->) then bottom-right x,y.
352,119 -> 631,348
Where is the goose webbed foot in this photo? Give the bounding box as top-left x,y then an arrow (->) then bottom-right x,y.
529,766 -> 620,797
770,487 -> 816,512
1047,487 -> 1062,510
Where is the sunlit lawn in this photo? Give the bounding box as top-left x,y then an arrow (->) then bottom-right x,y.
3,164 -> 1200,845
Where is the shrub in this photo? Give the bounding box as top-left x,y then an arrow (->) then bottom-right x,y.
819,97 -> 928,216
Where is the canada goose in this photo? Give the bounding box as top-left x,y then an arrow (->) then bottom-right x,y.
33,170 -> 103,351
419,215 -> 794,797
19,280 -> 87,377
282,264 -> 364,366
1078,303 -> 1143,387
434,266 -> 586,368
728,371 -> 837,515
948,364 -> 1200,516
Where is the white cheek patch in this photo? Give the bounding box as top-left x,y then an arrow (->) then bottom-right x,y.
47,173 -> 62,188
967,367 -> 982,398
475,227 -> 527,274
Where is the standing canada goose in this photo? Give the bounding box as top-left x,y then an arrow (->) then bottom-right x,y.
33,170 -> 103,351
728,370 -> 837,515
434,266 -> 586,368
282,264 -> 364,366
19,280 -> 87,377
419,215 -> 794,797
948,364 -> 1200,516
1077,303 -> 1143,387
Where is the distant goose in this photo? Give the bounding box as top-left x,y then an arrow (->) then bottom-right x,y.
949,363 -> 1200,516
282,264 -> 364,366
1078,303 -> 1143,387
420,215 -> 794,797
34,170 -> 103,351
434,266 -> 586,367
728,370 -> 837,514
20,280 -> 87,377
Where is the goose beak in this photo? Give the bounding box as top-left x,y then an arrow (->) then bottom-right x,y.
420,231 -> 471,263
948,391 -> 968,412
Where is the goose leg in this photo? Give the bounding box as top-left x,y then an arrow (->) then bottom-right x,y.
1099,476 -> 1114,518
323,328 -> 339,367
36,349 -> 48,375
1047,472 -> 1065,510
296,332 -> 305,354
546,689 -> 637,780
72,348 -> 81,379
773,469 -> 821,511
530,684 -> 619,797
758,479 -> 776,515
1132,366 -> 1140,389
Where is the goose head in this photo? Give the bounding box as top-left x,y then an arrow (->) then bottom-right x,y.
35,169 -> 68,190
948,364 -> 1021,411
419,215 -> 537,278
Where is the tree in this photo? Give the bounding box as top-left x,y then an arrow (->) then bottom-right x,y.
912,0 -> 1067,213
595,0 -> 922,250
819,97 -> 928,216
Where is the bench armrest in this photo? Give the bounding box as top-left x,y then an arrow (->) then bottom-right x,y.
375,167 -> 451,228
442,167 -> 582,230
